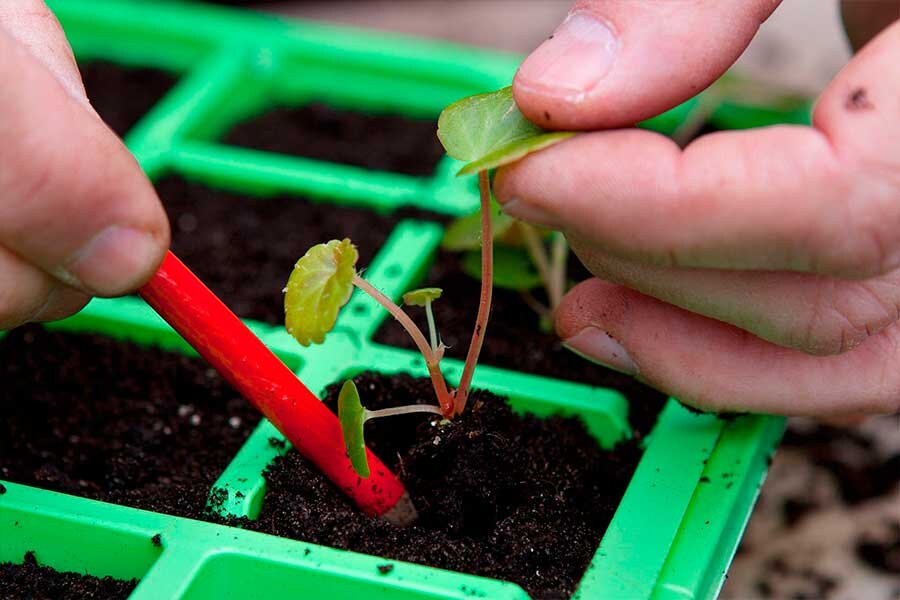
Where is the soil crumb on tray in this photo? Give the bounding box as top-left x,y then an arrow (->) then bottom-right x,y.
0,326 -> 258,519
0,551 -> 137,600
247,372 -> 650,599
79,60 -> 178,137
156,176 -> 440,325
374,250 -> 668,430
223,102 -> 445,176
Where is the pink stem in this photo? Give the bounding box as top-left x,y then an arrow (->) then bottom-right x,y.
352,274 -> 454,416
454,170 -> 493,414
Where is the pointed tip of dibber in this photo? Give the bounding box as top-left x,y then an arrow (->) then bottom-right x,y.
379,491 -> 418,527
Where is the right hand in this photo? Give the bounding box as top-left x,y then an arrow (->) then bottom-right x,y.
0,0 -> 169,330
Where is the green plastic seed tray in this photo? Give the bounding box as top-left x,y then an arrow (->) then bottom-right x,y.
1,1 -> 793,597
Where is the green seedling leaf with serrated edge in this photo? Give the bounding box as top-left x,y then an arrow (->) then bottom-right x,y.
437,86 -> 575,176
338,379 -> 370,478
462,246 -> 542,291
284,239 -> 358,346
403,287 -> 443,307
442,199 -> 515,251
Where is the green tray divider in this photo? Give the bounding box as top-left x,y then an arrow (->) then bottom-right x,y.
2,482 -> 530,600
576,403 -> 725,599
170,141 -> 427,212
651,415 -> 787,600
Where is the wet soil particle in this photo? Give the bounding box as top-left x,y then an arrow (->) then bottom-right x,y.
151,534 -> 163,548
247,372 -> 655,599
79,60 -> 178,137
156,176 -> 440,325
0,551 -> 137,600
374,251 -> 668,433
223,103 -> 445,177
0,326 -> 258,519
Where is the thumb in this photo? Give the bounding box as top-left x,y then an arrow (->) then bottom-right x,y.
514,0 -> 783,130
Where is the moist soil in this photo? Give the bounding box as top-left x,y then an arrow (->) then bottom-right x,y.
0,326 -> 258,518
222,103 -> 445,176
374,250 -> 669,426
79,60 -> 178,137
246,372 -> 655,599
0,551 -> 137,600
156,176 -> 441,325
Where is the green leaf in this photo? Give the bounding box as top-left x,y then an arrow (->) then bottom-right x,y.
461,247 -> 542,291
402,287 -> 443,307
437,86 -> 575,175
441,199 -> 515,251
284,239 -> 358,346
338,379 -> 370,478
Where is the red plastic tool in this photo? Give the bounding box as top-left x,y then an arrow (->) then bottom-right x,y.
139,251 -> 414,524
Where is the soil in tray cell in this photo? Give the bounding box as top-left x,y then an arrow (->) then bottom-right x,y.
0,326 -> 258,519
247,372 -> 657,599
156,175 -> 441,325
79,60 -> 179,137
222,102 -> 445,176
0,551 -> 137,600
374,250 -> 669,429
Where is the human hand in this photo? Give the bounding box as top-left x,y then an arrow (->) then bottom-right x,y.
494,1 -> 900,418
0,1 -> 168,330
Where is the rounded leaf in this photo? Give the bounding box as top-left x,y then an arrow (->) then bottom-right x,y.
284,239 -> 358,346
338,379 -> 370,478
437,86 -> 575,176
403,287 -> 443,307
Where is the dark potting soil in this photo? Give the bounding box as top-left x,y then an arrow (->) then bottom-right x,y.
374,250 -> 669,435
79,60 -> 178,137
246,372 -> 650,599
222,103 -> 445,176
0,552 -> 137,600
781,422 -> 900,506
0,326 -> 258,518
156,176 -> 440,325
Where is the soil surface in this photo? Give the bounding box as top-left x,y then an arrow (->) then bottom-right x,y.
722,415 -> 900,599
79,60 -> 178,137
156,176 -> 440,325
374,250 -> 669,425
0,326 -> 258,518
222,103 -> 445,176
0,551 -> 137,600
246,372 -> 653,599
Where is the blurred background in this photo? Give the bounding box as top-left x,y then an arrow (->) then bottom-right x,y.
156,1 -> 900,598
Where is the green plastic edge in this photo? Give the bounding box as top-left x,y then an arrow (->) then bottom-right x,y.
0,1 -> 791,597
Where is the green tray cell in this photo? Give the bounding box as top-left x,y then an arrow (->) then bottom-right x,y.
2,0 -> 799,597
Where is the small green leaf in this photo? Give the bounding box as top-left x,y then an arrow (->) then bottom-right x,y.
461,247 -> 542,291
442,200 -> 515,251
338,379 -> 370,478
402,287 -> 443,307
437,86 -> 575,175
284,239 -> 358,346
456,131 -> 575,176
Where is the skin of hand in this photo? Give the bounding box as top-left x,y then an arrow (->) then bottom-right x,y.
0,1 -> 169,330
493,0 -> 900,418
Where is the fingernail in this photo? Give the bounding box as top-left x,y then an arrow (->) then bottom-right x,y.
58,226 -> 163,296
563,326 -> 638,376
517,12 -> 618,101
501,198 -> 556,228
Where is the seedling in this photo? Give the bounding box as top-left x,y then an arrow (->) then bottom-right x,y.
285,86 -> 576,477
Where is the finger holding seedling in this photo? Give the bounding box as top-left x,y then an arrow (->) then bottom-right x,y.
0,2 -> 169,330
493,3 -> 900,417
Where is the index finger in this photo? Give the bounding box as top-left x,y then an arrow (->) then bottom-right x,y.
495,21 -> 900,279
